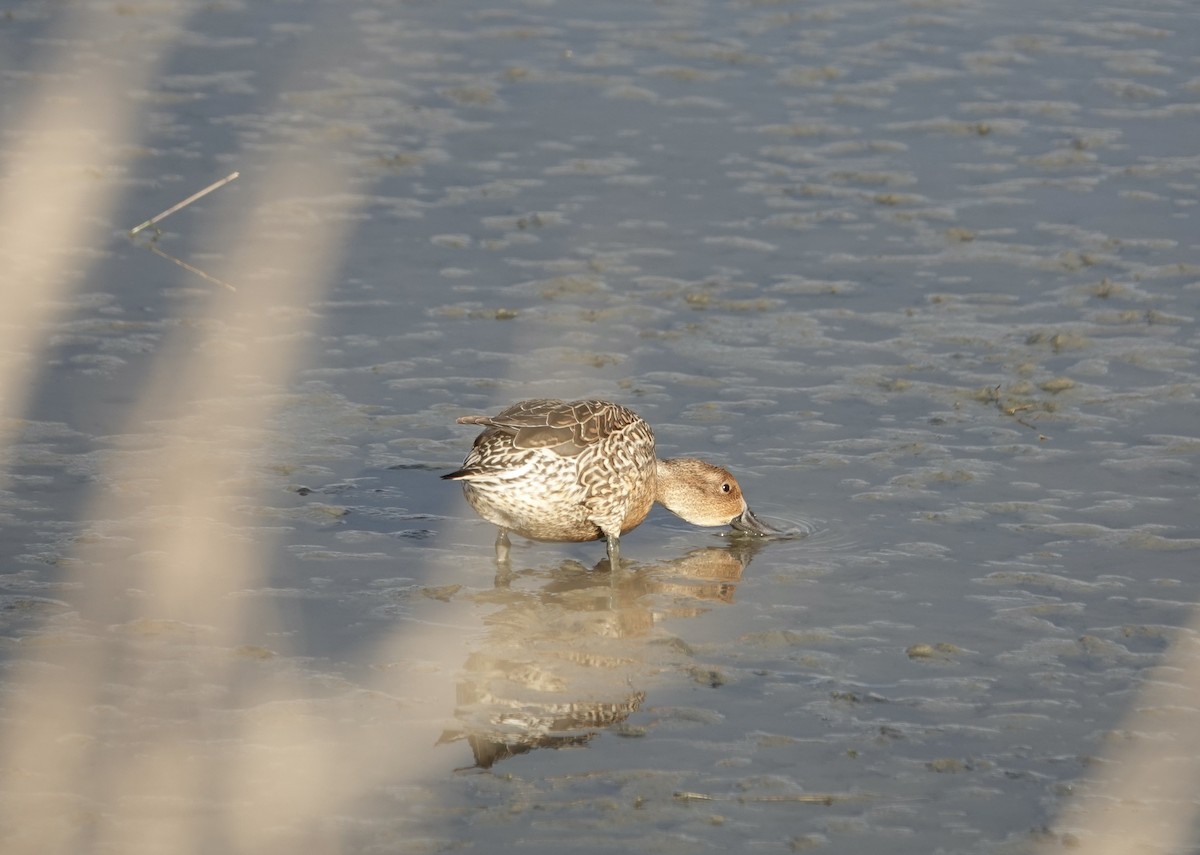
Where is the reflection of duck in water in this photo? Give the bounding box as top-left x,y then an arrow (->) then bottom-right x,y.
443,399 -> 771,566
651,538 -> 766,609
439,543 -> 762,770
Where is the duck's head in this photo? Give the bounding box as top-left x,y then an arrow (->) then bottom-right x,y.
655,458 -> 772,535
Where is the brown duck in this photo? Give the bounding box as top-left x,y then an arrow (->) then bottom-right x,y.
443,399 -> 770,564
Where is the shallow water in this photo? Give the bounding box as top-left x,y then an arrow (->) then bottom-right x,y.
1,0 -> 1199,852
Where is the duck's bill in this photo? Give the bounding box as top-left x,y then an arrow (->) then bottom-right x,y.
730,506 -> 774,536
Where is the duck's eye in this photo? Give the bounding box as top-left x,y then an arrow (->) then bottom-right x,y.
721,482 -> 732,493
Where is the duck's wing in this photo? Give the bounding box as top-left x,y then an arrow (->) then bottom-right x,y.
455,399 -> 642,456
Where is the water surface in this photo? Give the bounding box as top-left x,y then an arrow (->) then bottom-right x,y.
1,0 -> 1198,852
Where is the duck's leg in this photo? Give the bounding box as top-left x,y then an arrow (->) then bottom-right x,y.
491,529 -> 514,586
588,503 -> 623,571
494,528 -> 511,564
604,531 -> 621,569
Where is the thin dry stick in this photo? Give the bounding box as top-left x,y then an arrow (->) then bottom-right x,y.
673,790 -> 868,805
128,172 -> 240,290
984,384 -> 1049,440
128,171 -> 239,236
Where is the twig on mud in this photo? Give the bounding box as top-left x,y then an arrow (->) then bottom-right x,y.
128,171 -> 240,291
984,384 -> 1049,440
129,171 -> 239,236
673,790 -> 871,806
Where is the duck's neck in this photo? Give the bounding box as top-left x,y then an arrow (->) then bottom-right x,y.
654,457 -> 695,513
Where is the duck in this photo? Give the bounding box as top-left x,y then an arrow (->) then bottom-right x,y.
443,398 -> 771,564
